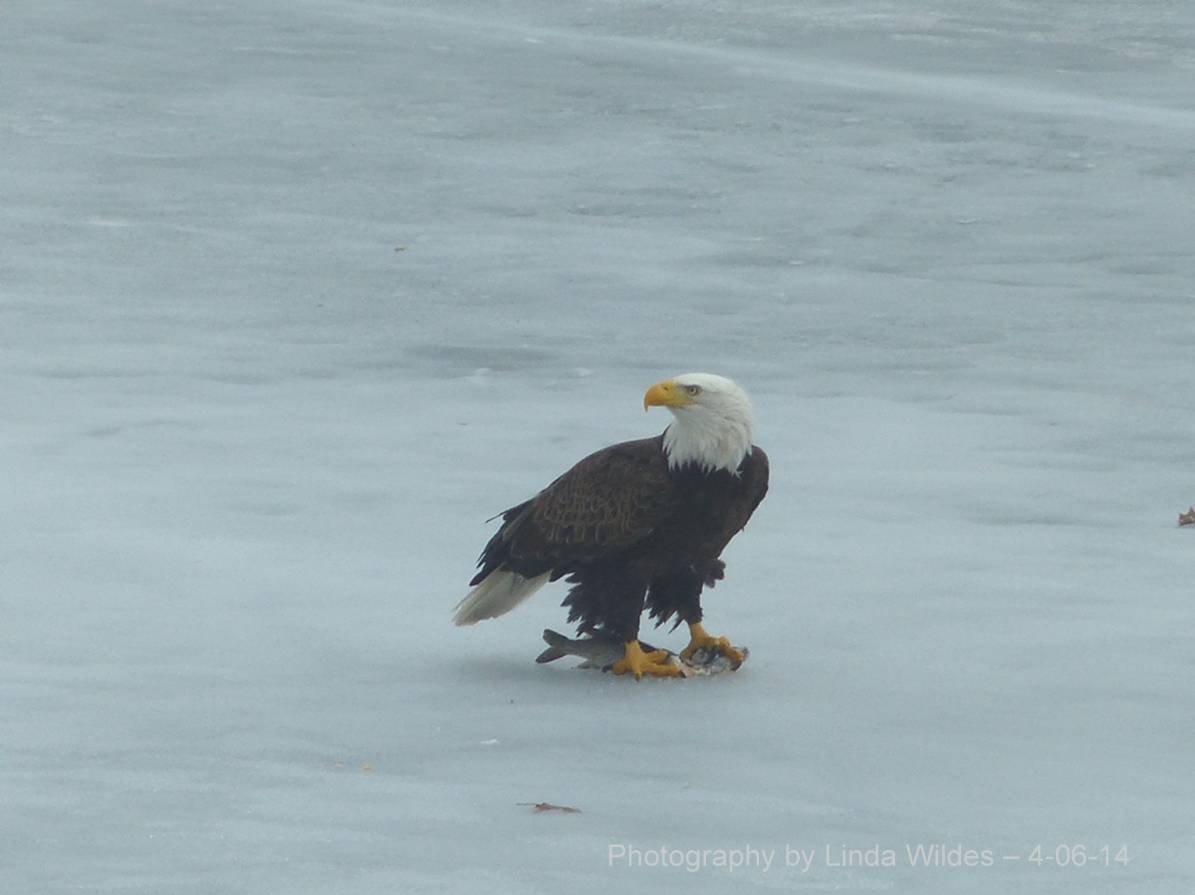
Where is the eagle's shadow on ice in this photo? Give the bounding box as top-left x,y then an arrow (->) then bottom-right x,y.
456,654 -> 550,683
454,654 -> 648,686
454,654 -> 628,686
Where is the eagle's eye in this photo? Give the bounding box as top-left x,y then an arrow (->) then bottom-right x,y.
685,384 -> 702,397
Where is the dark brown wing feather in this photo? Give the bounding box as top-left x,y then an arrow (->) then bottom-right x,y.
735,445 -> 769,535
527,439 -> 674,555
470,436 -> 675,585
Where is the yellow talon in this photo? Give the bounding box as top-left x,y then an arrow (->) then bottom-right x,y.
681,622 -> 745,668
610,639 -> 682,679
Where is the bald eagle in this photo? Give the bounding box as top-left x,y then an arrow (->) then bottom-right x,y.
453,373 -> 769,678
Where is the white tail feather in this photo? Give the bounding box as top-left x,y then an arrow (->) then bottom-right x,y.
452,571 -> 550,626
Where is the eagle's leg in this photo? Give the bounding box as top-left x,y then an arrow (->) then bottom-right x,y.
565,570 -> 678,678
681,621 -> 745,668
610,639 -> 682,679
646,566 -> 744,668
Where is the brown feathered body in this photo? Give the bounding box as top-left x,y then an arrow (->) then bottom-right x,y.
468,434 -> 769,641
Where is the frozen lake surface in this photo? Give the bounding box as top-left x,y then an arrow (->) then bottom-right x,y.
3,1 -> 1194,892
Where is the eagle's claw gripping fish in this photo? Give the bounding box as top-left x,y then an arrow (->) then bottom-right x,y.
535,629 -> 747,677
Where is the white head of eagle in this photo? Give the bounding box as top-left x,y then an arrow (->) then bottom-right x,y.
644,372 -> 754,474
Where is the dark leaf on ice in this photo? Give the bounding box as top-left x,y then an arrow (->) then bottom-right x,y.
519,801 -> 581,814
1179,506 -> 1195,527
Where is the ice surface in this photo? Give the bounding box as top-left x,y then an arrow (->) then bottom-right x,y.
3,1 -> 1194,892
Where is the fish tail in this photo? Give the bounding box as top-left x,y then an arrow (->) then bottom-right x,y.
535,629 -> 573,663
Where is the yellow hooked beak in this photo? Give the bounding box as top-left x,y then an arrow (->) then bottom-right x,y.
643,379 -> 695,412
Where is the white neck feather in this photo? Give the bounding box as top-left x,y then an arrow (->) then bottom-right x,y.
663,406 -> 753,474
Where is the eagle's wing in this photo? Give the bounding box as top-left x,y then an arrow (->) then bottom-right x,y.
528,442 -> 674,556
729,445 -> 769,536
471,438 -> 674,583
